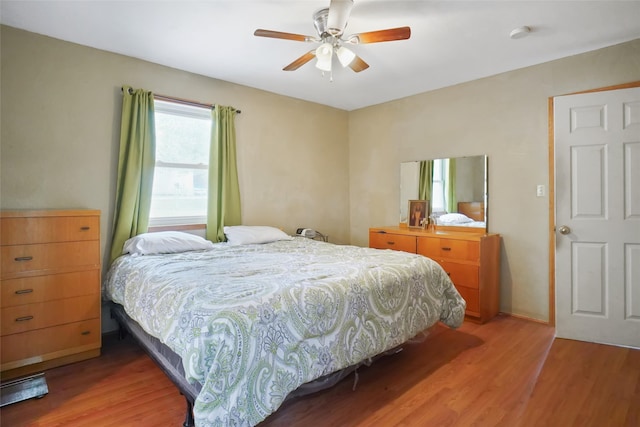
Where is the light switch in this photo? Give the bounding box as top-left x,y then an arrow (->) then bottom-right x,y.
536,184 -> 545,197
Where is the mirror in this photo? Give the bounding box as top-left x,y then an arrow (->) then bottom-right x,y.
400,155 -> 488,230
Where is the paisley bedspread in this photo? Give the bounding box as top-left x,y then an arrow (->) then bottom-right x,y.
104,238 -> 465,426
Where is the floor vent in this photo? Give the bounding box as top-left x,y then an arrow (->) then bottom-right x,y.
1,373 -> 48,407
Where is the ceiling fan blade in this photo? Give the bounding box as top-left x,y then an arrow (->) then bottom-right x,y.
348,55 -> 369,73
327,0 -> 354,35
254,29 -> 315,42
350,26 -> 411,44
283,50 -> 317,71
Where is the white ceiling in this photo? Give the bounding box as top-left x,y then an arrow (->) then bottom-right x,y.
2,1 -> 639,111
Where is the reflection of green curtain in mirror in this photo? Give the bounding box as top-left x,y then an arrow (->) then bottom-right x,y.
418,160 -> 433,201
446,158 -> 457,212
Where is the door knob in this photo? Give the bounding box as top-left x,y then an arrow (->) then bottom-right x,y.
558,225 -> 571,235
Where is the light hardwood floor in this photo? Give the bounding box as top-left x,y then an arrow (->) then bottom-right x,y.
2,314 -> 638,426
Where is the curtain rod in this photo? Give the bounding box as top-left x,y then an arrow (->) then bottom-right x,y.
122,87 -> 241,114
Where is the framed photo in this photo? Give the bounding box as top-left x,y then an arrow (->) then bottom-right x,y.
408,199 -> 429,228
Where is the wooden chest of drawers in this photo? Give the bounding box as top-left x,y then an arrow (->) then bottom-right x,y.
369,226 -> 501,323
1,210 -> 101,379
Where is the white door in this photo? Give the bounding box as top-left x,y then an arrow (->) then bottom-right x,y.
554,86 -> 640,348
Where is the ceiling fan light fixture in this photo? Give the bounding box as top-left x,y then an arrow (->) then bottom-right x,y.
315,42 -> 333,71
336,46 -> 356,67
254,0 -> 409,76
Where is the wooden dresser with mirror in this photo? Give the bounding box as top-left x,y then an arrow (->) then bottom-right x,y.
373,154 -> 500,323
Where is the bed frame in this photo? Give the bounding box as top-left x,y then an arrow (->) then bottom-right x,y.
110,303 -> 198,427
110,302 -> 403,426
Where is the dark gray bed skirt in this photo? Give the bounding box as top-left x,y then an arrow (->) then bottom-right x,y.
108,302 -> 405,413
109,302 -> 201,402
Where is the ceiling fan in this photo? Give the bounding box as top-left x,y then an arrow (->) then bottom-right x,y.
254,0 -> 411,75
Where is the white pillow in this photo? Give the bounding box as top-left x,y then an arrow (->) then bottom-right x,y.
123,231 -> 215,256
438,213 -> 474,224
224,226 -> 292,245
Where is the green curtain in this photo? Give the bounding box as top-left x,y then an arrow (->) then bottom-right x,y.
418,160 -> 433,201
206,105 -> 241,242
446,158 -> 457,213
109,86 -> 156,263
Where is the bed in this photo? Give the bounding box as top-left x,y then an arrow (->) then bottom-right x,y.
103,227 -> 466,427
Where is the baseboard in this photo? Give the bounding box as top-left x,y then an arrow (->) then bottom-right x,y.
498,311 -> 552,325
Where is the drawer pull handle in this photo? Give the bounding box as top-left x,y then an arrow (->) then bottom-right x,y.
441,247 -> 452,251
81,330 -> 91,335
387,241 -> 395,245
16,315 -> 34,322
80,226 -> 91,231
15,289 -> 34,294
14,256 -> 33,262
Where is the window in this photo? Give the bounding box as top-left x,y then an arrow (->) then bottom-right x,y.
149,100 -> 212,227
431,158 -> 448,213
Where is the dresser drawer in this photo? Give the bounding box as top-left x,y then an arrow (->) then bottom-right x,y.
1,294 -> 99,336
1,241 -> 99,278
1,270 -> 100,308
1,215 -> 99,246
418,237 -> 480,262
1,318 -> 101,370
369,232 -> 416,253
438,261 -> 479,289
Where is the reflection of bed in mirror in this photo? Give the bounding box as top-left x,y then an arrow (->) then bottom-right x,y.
400,155 -> 487,231
435,202 -> 486,229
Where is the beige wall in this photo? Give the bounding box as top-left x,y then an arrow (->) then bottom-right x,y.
2,25 -> 639,325
348,38 -> 640,321
0,25 -> 351,274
